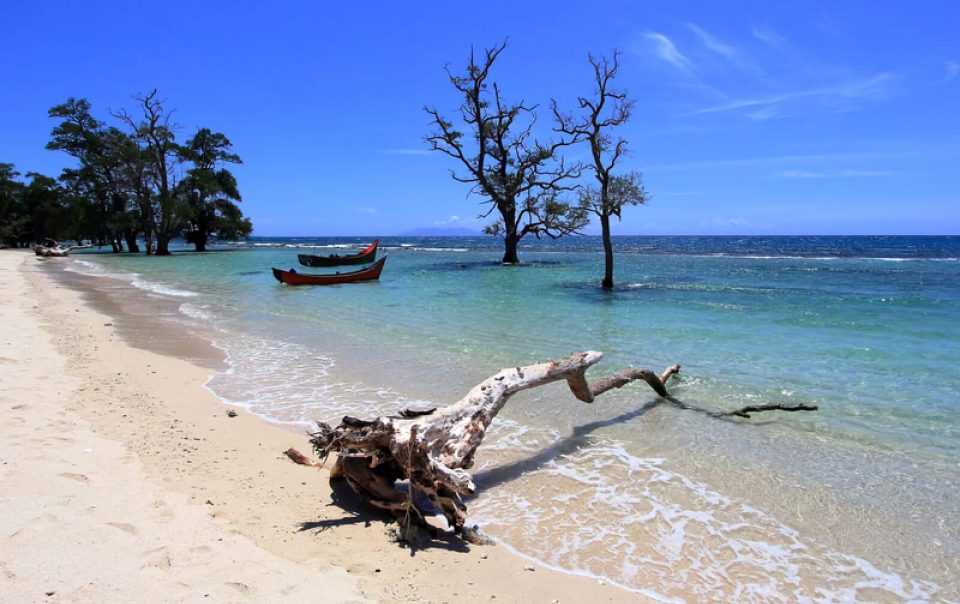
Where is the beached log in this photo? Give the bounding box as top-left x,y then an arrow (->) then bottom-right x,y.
309,351 -> 681,541
34,243 -> 90,257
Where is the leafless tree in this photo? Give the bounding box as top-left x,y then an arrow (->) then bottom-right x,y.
555,51 -> 648,288
426,41 -> 586,264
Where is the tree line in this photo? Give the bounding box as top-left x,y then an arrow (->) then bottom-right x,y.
427,41 -> 647,289
0,90 -> 251,255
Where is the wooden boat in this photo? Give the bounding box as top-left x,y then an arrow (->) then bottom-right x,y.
297,240 -> 379,267
273,256 -> 387,285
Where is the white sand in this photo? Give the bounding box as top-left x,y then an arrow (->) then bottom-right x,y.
0,252 -> 367,603
0,250 -> 657,603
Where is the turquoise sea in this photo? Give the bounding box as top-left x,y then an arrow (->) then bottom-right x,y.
64,236 -> 960,602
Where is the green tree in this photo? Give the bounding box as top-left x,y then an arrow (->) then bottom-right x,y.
177,128 -> 251,251
426,41 -> 585,264
112,130 -> 157,253
0,163 -> 29,247
47,99 -> 139,252
555,51 -> 647,289
21,173 -> 68,244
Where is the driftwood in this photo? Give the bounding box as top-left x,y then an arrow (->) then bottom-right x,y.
726,403 -> 818,418
34,242 -> 90,257
284,447 -> 321,467
307,351 -> 817,542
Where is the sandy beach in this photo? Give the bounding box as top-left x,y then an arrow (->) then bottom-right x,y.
0,249 -> 657,604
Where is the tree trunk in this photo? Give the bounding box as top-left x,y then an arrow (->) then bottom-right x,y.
600,213 -> 614,289
502,231 -> 520,264
124,231 -> 140,254
155,234 -> 171,256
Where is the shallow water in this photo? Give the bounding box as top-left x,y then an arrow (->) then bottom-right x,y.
63,236 -> 960,601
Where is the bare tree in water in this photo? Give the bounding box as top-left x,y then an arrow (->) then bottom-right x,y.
426,41 -> 586,264
555,51 -> 648,289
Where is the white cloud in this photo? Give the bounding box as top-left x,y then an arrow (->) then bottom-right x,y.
938,61 -> 960,84
777,169 -> 892,179
383,148 -> 431,156
643,32 -> 694,71
681,72 -> 898,117
686,23 -> 739,61
645,150 -> 908,172
657,191 -> 701,197
751,25 -> 787,49
356,207 -> 378,215
433,215 -> 461,226
746,106 -> 779,120
698,217 -> 751,229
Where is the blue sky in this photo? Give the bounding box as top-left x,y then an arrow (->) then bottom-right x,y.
1,0 -> 957,235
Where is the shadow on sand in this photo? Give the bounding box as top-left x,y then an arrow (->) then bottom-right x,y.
298,475 -> 470,555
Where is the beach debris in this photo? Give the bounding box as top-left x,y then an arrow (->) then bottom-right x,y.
33,239 -> 90,257
226,409 -> 237,418
305,351 -> 818,545
283,447 -> 320,467
726,402 -> 818,418
308,351 -> 681,544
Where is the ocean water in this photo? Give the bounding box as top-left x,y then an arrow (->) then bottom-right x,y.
63,236 -> 960,601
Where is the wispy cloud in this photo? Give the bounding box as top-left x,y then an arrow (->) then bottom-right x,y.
356,207 -> 378,215
746,106 -> 779,121
937,61 -> 960,85
433,215 -> 465,226
645,150 -> 909,172
658,191 -> 701,197
777,169 -> 893,179
751,25 -> 787,49
698,217 -> 751,229
680,72 -> 898,117
643,32 -> 694,71
686,23 -> 739,61
383,148 -> 431,156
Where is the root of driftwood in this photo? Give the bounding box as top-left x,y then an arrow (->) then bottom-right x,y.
284,447 -> 321,467
306,351 -> 818,543
726,403 -> 818,418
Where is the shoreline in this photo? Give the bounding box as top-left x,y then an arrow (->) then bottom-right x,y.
1,250 -> 658,603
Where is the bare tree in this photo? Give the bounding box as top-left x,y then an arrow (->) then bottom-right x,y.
555,51 -> 648,289
114,90 -> 182,255
426,41 -> 586,264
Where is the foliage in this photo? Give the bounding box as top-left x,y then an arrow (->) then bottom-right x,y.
0,163 -> 28,247
177,128 -> 251,251
28,92 -> 253,254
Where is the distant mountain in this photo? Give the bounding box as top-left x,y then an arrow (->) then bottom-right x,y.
398,227 -> 481,236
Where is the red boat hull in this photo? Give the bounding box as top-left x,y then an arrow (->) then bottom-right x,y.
273,256 -> 387,285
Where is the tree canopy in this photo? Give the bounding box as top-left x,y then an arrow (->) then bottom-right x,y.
0,92 -> 252,253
